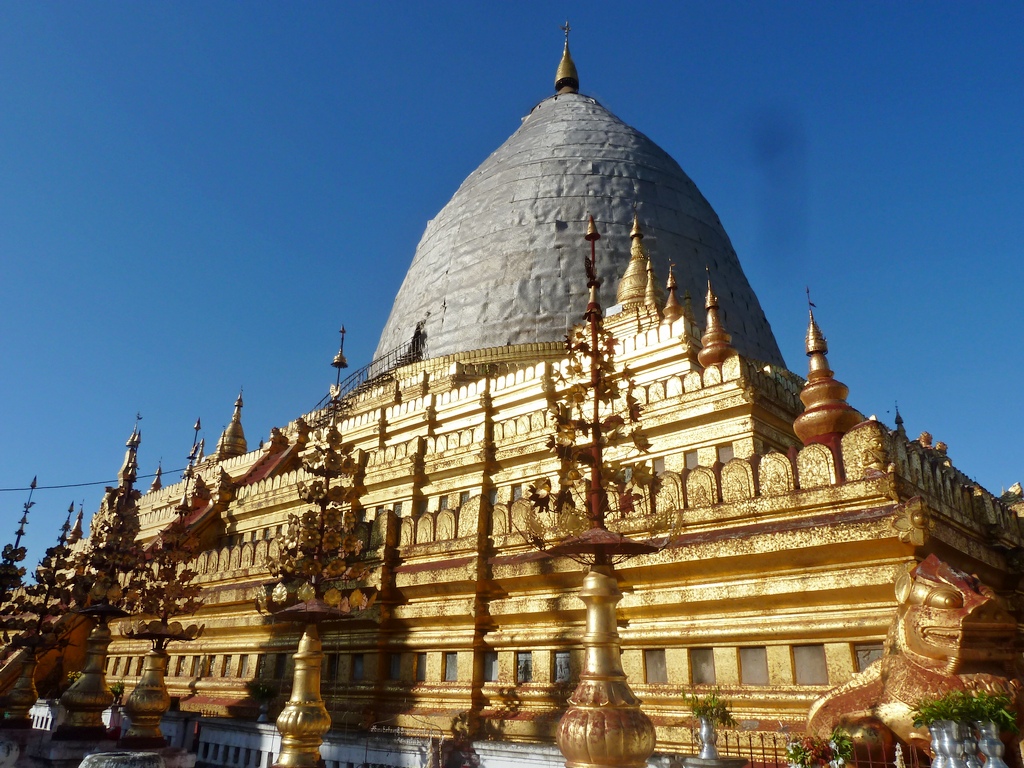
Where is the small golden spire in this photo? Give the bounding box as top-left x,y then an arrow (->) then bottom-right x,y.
663,264 -> 682,323
644,259 -> 663,315
67,506 -> 84,546
616,211 -> 650,309
697,270 -> 737,367
215,389 -> 248,460
585,215 -> 600,241
149,462 -> 163,492
117,423 -> 141,489
793,300 -> 862,446
555,21 -> 579,94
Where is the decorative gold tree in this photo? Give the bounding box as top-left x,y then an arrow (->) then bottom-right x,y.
260,342 -> 370,768
118,421 -> 205,748
0,503 -> 75,726
525,217 -> 658,768
57,426 -> 146,740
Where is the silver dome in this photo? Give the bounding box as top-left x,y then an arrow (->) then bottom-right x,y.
375,92 -> 784,367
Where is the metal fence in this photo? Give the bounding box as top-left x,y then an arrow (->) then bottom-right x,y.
691,730 -> 930,768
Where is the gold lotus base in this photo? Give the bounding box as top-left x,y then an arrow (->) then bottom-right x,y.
56,619 -> 115,738
120,649 -> 170,747
273,623 -> 331,768
556,565 -> 656,768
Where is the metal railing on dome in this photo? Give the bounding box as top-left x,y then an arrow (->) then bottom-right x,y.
303,332 -> 426,428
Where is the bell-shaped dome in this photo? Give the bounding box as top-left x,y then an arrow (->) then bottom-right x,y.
375,91 -> 784,368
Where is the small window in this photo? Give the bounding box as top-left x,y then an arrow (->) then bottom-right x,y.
483,651 -> 499,682
416,498 -> 428,515
684,450 -> 700,470
438,496 -> 449,511
111,657 -> 121,676
444,652 -> 458,682
516,651 -> 533,683
487,489 -> 498,506
190,656 -> 200,677
137,657 -> 146,676
644,649 -> 668,684
511,485 -> 523,501
201,655 -> 213,677
274,653 -> 287,680
739,647 -> 769,686
717,444 -> 735,464
415,652 -> 427,682
238,655 -> 249,679
249,530 -> 258,542
351,654 -> 364,682
173,656 -> 184,677
653,457 -> 665,475
394,501 -> 403,516
262,528 -> 271,540
459,491 -> 471,506
222,655 -> 233,677
375,505 -> 385,516
554,651 -> 571,684
854,642 -> 884,672
793,645 -> 829,685
326,654 -> 339,680
256,654 -> 266,677
690,648 -> 716,685
389,653 -> 402,681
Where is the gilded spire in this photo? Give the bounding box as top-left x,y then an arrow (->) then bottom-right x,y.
643,259 -> 662,316
149,462 -> 163,492
616,211 -> 650,310
555,21 -> 579,94
663,264 -> 683,323
117,422 -> 141,489
215,390 -> 248,460
793,302 -> 862,446
697,270 -> 737,367
67,505 -> 84,546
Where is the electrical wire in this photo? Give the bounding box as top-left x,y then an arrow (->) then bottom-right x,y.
0,467 -> 188,493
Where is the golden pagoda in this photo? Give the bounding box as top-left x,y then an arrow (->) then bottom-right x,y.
13,29 -> 1020,768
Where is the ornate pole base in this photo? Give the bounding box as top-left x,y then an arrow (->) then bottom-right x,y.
556,565 -> 656,768
273,623 -> 331,768
0,657 -> 39,729
118,649 -> 170,748
55,618 -> 116,740
0,657 -> 37,729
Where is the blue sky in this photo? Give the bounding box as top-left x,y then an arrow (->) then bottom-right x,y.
1,2 -> 1021,565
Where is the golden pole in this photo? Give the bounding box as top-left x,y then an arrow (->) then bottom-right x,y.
273,622 -> 332,768
0,656 -> 38,727
120,649 -> 171,746
56,618 -> 114,737
556,564 -> 655,768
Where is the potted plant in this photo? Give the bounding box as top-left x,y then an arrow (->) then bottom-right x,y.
913,691 -> 973,768
688,689 -> 736,760
245,680 -> 279,723
968,691 -> 1017,768
786,727 -> 853,768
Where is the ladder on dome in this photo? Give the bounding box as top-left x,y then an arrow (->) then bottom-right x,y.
304,333 -> 425,428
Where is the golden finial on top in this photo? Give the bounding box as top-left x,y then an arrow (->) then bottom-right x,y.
555,20 -> 579,94
585,215 -> 600,241
663,263 -> 683,323
630,209 -> 643,240
149,462 -> 163,493
805,289 -> 828,355
644,259 -> 663,315
704,266 -> 719,310
215,389 -> 248,460
697,269 -> 737,367
793,297 -> 862,446
616,211 -> 651,309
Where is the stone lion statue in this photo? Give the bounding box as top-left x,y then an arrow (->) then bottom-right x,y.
808,554 -> 1022,759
